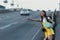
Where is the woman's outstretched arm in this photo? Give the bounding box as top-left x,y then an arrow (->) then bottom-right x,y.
27,18 -> 41,22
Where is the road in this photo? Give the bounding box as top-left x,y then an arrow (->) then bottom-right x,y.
0,11 -> 44,40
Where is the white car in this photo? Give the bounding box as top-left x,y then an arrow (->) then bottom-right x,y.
20,9 -> 30,15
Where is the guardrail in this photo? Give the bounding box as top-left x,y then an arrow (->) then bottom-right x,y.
0,9 -> 20,13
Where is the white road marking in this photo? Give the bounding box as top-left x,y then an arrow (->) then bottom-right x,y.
0,24 -> 12,29
0,22 -> 18,29
0,13 -> 38,29
0,17 -> 29,30
32,28 -> 41,40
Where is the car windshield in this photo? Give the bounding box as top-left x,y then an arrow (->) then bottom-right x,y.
23,9 -> 27,11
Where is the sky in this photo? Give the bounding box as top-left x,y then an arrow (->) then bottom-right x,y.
0,0 -> 59,11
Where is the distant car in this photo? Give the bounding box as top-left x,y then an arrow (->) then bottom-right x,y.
20,9 -> 30,15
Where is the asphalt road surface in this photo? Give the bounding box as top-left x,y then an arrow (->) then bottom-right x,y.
0,11 -> 44,40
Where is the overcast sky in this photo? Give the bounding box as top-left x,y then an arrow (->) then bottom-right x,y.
0,0 -> 59,11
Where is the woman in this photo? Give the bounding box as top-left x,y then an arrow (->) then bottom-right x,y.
27,10 -> 55,40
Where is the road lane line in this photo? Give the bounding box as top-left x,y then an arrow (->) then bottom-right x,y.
0,24 -> 12,29
0,13 -> 39,30
32,28 -> 41,40
0,22 -> 18,29
0,17 -> 29,30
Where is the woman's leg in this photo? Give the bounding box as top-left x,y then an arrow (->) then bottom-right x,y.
45,28 -> 53,40
45,30 -> 48,40
47,35 -> 52,40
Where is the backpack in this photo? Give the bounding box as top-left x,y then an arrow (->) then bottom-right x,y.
46,16 -> 52,23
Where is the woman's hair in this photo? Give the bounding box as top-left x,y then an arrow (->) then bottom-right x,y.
42,10 -> 46,17
41,10 -> 47,21
41,10 -> 52,23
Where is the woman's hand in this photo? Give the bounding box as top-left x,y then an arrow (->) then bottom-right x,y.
27,18 -> 34,21
50,20 -> 55,26
48,18 -> 55,26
